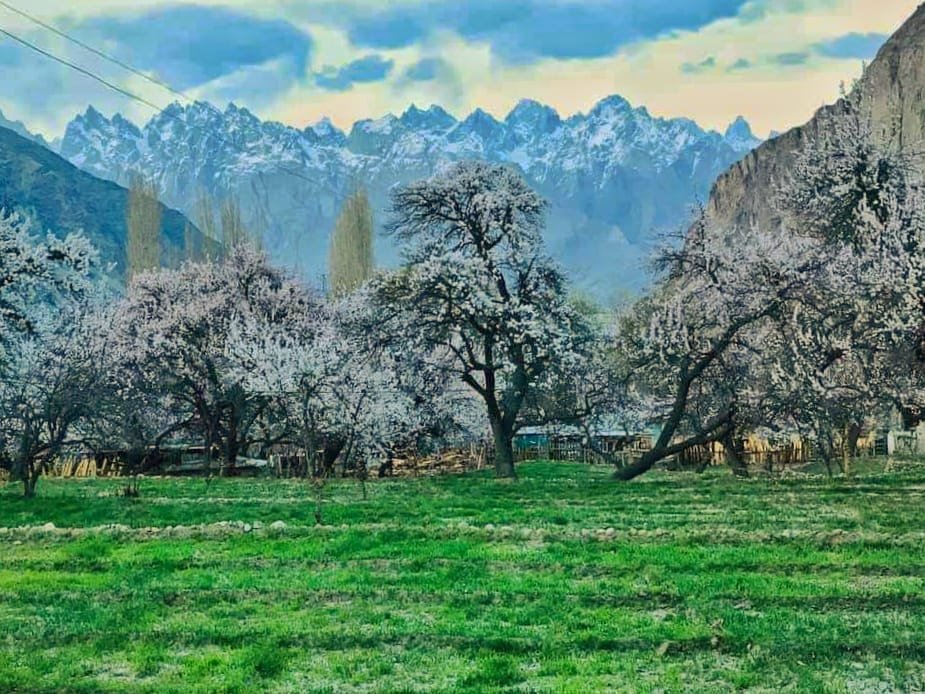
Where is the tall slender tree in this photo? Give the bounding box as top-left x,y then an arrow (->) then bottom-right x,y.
193,188 -> 218,254
328,188 -> 374,296
126,176 -> 162,280
220,196 -> 252,250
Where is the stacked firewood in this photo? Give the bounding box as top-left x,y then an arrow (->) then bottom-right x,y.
46,456 -> 127,478
381,446 -> 488,478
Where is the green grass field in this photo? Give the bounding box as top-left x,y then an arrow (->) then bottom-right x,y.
2,461 -> 925,692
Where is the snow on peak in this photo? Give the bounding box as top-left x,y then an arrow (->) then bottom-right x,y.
724,116 -> 761,152
400,104 -> 456,131
505,99 -> 561,135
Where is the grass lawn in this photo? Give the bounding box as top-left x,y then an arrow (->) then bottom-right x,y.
2,461 -> 925,692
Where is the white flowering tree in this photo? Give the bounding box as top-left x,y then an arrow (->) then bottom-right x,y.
104,245 -> 310,473
0,211 -> 99,496
339,289 -> 485,467
229,287 -> 481,478
374,161 -> 591,478
0,211 -> 95,349
613,210 -> 828,481
617,87 -> 925,481
761,89 -> 925,469
0,305 -> 110,497
225,292 -> 337,475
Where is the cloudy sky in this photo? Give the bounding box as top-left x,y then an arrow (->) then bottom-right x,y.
0,0 -> 918,138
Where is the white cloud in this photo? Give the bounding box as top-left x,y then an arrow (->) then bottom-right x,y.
0,0 -> 919,138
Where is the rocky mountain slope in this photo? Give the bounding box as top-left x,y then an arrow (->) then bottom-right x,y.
0,109 -> 53,149
0,125 -> 203,277
707,4 -> 925,233
57,96 -> 761,296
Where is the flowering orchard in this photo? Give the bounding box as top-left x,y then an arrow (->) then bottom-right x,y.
3,103 -> 925,496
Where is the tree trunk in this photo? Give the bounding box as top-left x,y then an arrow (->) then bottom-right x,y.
490,417 -> 517,479
840,425 -> 851,476
223,412 -> 240,476
302,429 -> 318,479
615,417 -> 733,482
846,422 -> 862,467
22,460 -> 37,498
614,449 -> 660,481
723,432 -> 749,478
320,439 -> 344,478
819,434 -> 834,478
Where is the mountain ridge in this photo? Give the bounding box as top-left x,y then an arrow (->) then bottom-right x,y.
706,4 -> 925,234
0,125 -> 205,277
57,94 -> 762,296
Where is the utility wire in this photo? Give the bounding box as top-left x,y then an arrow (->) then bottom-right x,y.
0,0 -> 193,104
0,16 -> 330,190
0,27 -> 165,114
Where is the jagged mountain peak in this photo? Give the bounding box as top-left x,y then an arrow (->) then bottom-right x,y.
110,113 -> 143,137
724,115 -> 751,138
353,113 -> 400,135
589,94 -> 634,117
305,117 -> 347,146
450,108 -> 509,146
460,107 -> 501,126
79,105 -> 110,126
57,92 -> 764,297
400,104 -> 456,131
505,99 -> 562,136
723,115 -> 760,151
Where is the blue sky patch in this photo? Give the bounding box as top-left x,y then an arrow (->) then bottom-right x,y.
815,32 -> 888,60
338,0 -> 752,63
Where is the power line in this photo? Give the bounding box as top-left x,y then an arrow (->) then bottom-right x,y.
0,16 -> 331,191
0,27 -> 165,114
0,0 -> 193,104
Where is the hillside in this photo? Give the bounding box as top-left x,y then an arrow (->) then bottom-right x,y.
0,125 -> 203,276
707,4 -> 925,232
57,97 -> 761,297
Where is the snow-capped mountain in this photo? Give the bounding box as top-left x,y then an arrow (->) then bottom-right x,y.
58,96 -> 761,296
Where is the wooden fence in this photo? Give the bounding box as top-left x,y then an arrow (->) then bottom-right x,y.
514,436 -> 651,467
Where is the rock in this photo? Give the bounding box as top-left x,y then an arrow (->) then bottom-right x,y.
270,521 -> 287,530
40,522 -> 56,532
707,5 -> 925,235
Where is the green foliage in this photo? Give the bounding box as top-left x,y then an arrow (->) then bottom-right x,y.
328,188 -> 374,297
2,462 -> 925,690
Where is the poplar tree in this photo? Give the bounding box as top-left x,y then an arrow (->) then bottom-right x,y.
328,188 -> 374,296
126,176 -> 162,280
